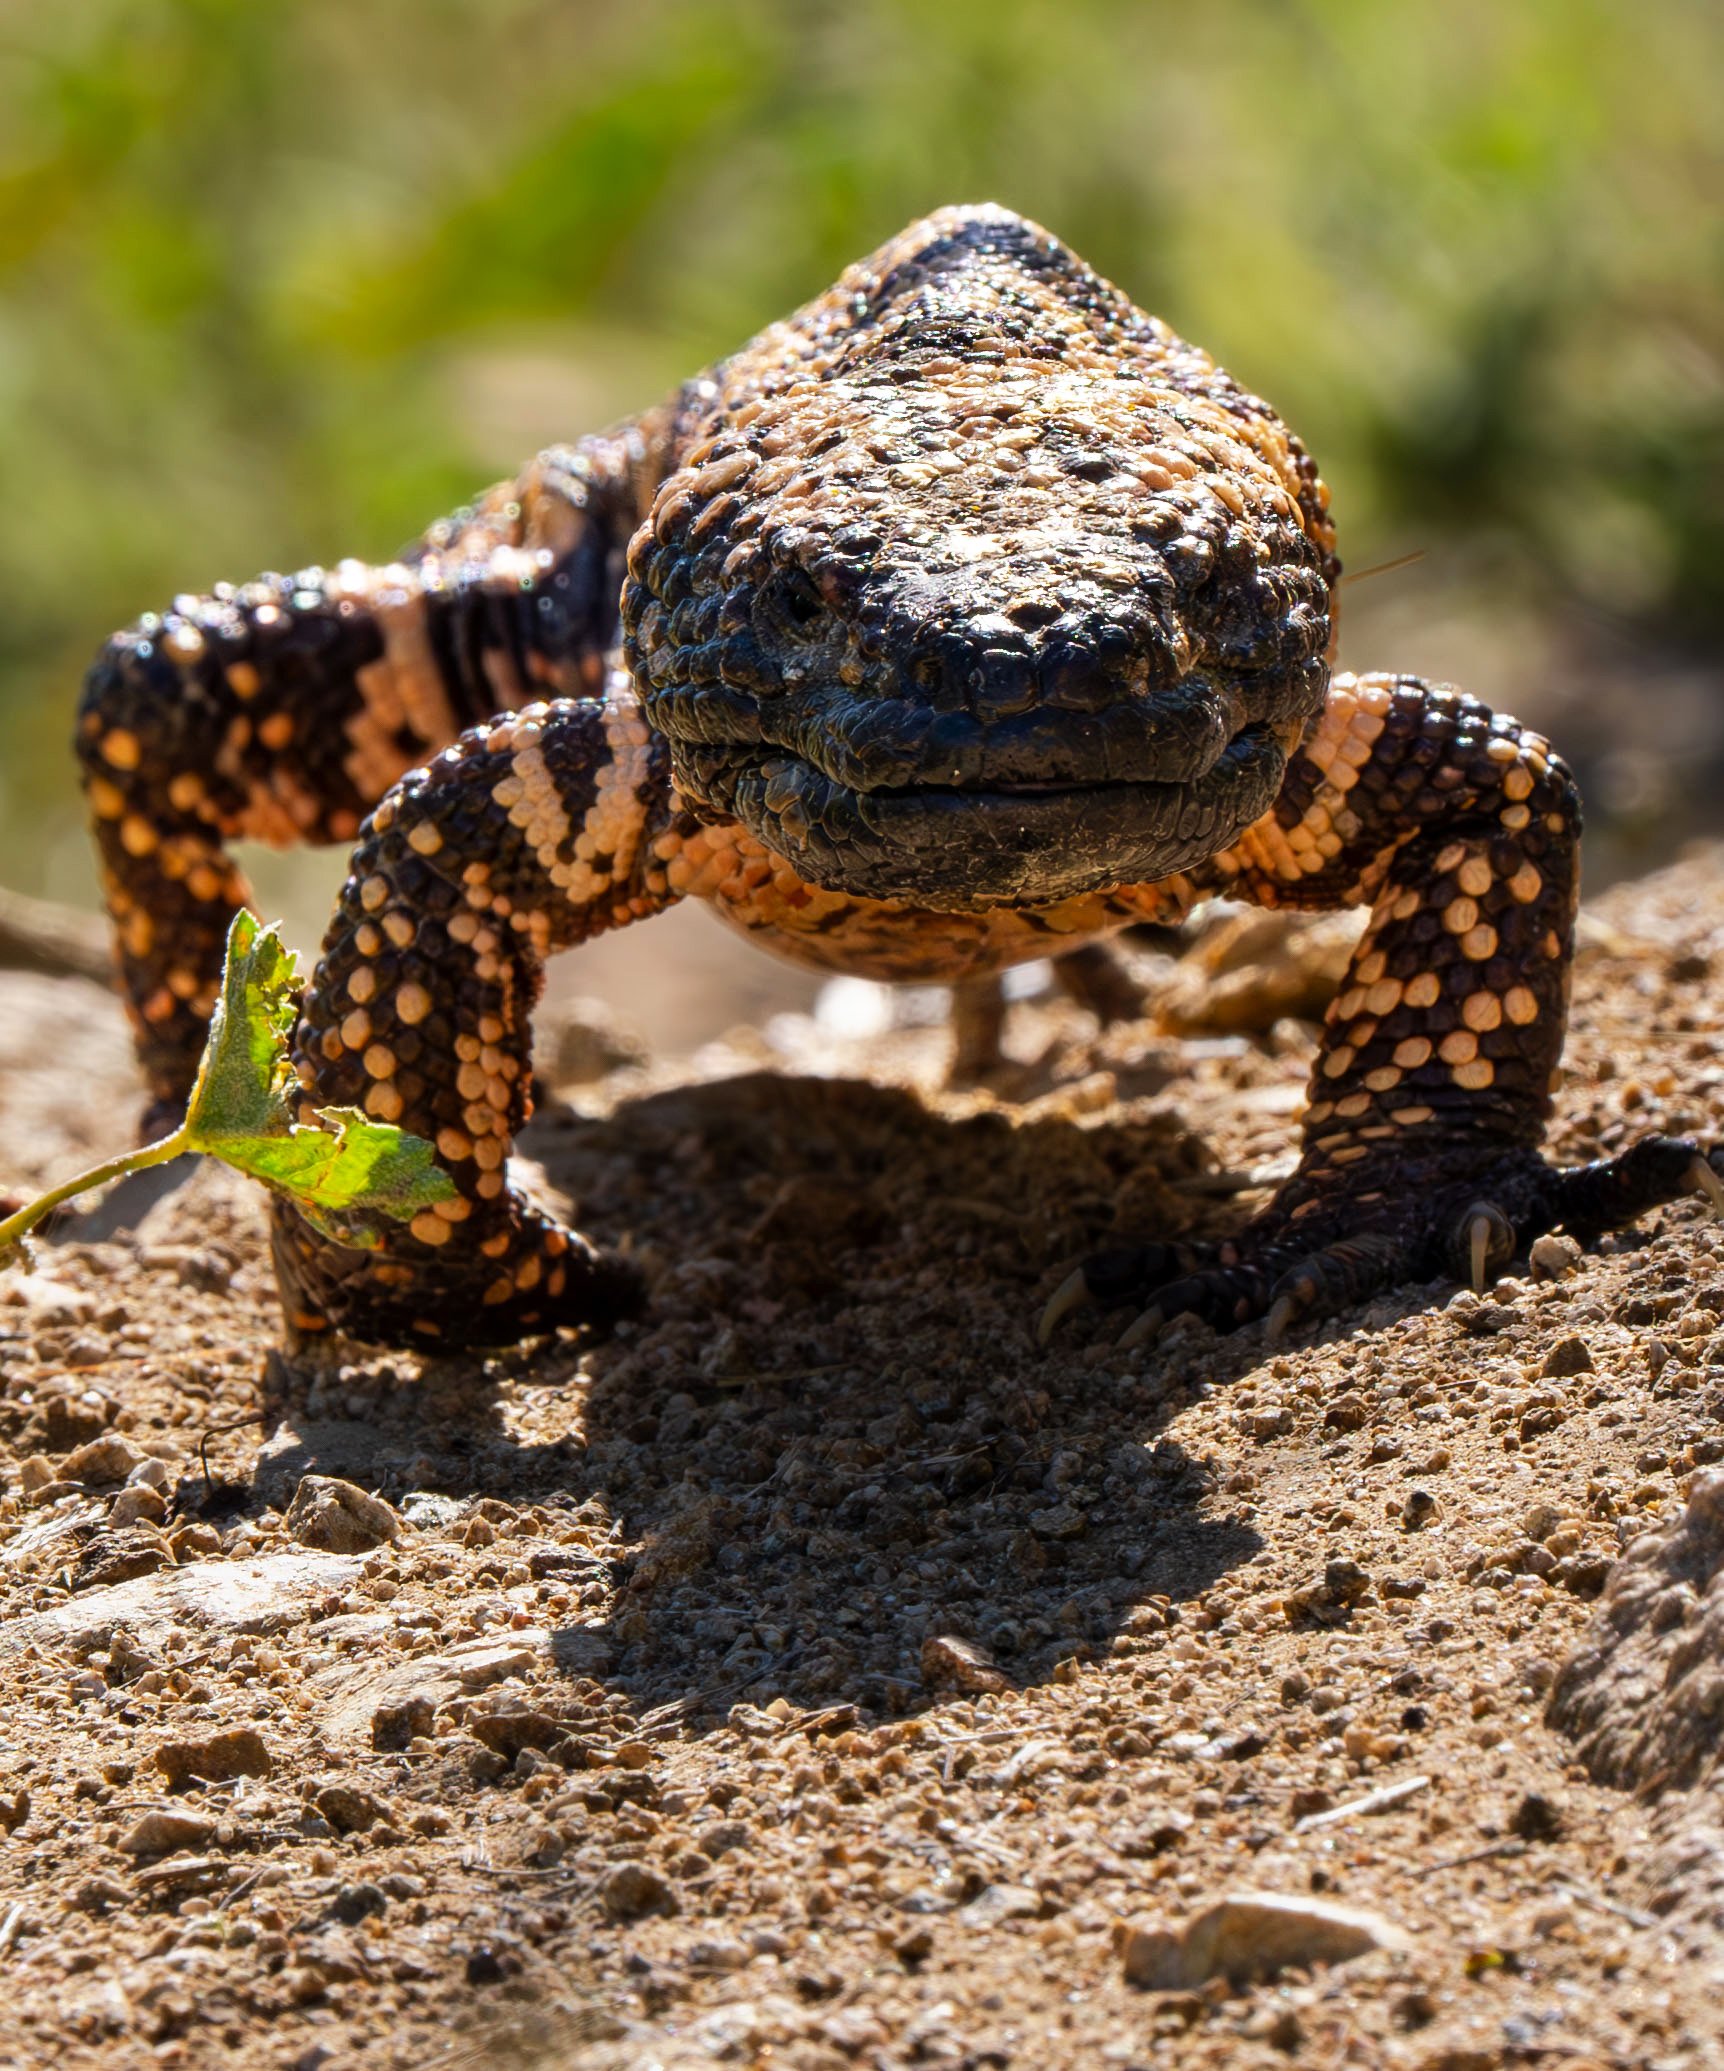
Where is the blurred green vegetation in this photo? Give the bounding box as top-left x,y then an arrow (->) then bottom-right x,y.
2,0 -> 1720,902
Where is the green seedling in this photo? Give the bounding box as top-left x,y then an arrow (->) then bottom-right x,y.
0,911 -> 455,1267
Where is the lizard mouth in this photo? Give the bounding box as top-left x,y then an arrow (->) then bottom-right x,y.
673,720 -> 1289,907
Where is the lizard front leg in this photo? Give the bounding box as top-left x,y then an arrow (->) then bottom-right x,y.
76,429 -> 665,1132
1046,672 -> 1717,1346
270,683 -> 692,1346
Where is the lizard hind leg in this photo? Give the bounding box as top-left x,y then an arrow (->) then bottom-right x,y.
271,688 -> 686,1348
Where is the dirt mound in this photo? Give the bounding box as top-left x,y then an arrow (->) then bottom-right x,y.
1550,1471 -> 1724,1938
1550,1471 -> 1724,1794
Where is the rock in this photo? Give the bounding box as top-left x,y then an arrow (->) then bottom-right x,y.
399,1493 -> 464,1530
7,1550 -> 363,1658
959,1883 -> 1044,1928
521,1824 -> 566,1869
469,1707 -> 564,1759
303,1628 -> 600,1751
70,1528 -> 172,1591
166,1520 -> 221,1560
1154,909 -> 1364,1037
371,1695 -> 436,1752
1529,1233 -> 1584,1281
133,1854 -> 233,1898
284,1476 -> 401,1553
1543,1334 -> 1596,1378
1541,1475 -> 1724,1918
2,1274 -> 95,1328
58,1435 -> 145,1484
920,1633 -> 1010,1694
601,1862 -> 679,1920
116,1807 -> 216,1856
313,1782 -> 393,1835
155,1727 -> 272,1785
110,1485 -> 166,1527
685,1936 -> 750,1972
327,1881 -> 388,1926
991,1739 -> 1068,1786
464,1744 -> 509,1785
1509,1791 -> 1565,1841
1119,1892 -> 1405,1988
1285,1559 -> 1372,1624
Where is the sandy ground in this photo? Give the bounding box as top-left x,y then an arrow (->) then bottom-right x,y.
3,851 -> 1724,2070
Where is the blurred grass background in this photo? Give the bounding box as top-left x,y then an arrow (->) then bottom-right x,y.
2,0 -> 1720,960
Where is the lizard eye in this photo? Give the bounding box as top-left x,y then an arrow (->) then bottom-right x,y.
756,569 -> 827,642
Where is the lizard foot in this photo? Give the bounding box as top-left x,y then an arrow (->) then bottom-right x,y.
1041,1136 -> 1720,1349
270,1201 -> 645,1349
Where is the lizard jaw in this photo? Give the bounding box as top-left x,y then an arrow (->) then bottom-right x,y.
694,722 -> 1287,908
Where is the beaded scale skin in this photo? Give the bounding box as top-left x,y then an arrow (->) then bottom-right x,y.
75,206 -> 1714,1348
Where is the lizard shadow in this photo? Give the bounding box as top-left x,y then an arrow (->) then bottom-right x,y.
395,1069 -> 1265,1723
246,1066 -> 1280,1731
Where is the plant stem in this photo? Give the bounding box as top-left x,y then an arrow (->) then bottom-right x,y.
0,1128 -> 191,1262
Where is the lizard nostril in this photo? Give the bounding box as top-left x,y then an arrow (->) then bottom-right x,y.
1004,598 -> 1060,630
1041,642 -> 1112,712
972,647 -> 1037,717
755,569 -> 827,643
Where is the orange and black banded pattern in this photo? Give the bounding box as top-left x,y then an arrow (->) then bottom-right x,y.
75,206 -> 1715,1348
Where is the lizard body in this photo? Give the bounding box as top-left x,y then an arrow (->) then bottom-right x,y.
75,206 -> 1711,1346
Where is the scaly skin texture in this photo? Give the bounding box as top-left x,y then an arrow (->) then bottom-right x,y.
76,205 -> 1710,1347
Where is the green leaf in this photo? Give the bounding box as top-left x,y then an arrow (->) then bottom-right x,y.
181,908 -> 301,1145
212,1104 -> 457,1248
181,911 -> 457,1245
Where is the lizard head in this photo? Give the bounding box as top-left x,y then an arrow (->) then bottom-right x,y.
621,207 -> 1338,910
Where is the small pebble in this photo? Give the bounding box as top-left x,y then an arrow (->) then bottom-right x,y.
1529,1233 -> 1584,1281
59,1435 -> 144,1485
1543,1334 -> 1596,1378
312,1783 -> 392,1835
920,1633 -> 1010,1694
285,1476 -> 402,1553
116,1808 -> 216,1856
110,1485 -> 166,1526
1119,1891 -> 1403,1988
155,1728 -> 272,1786
600,1861 -> 679,1920
1509,1791 -> 1565,1841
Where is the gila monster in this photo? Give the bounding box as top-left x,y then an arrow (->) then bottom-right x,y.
75,204 -> 1719,1348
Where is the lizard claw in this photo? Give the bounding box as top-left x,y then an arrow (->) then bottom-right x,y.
1117,1305 -> 1165,1351
1038,1266 -> 1093,1346
1457,1200 -> 1515,1294
1689,1156 -> 1724,1217
1041,1138 -> 1716,1356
